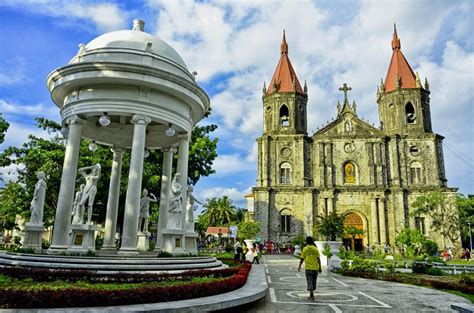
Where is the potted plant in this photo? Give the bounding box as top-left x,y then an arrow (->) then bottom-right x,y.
314,212 -> 345,269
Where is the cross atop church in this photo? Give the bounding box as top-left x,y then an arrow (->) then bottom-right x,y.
339,83 -> 352,103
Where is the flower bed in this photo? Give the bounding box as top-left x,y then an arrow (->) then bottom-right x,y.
338,270 -> 474,295
0,261 -> 252,309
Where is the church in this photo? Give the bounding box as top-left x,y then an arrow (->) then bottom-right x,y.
252,26 -> 457,250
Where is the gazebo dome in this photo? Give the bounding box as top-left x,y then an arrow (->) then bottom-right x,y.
84,30 -> 188,70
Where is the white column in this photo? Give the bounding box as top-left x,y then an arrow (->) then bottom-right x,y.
102,147 -> 124,251
118,115 -> 151,255
155,147 -> 174,251
48,116 -> 85,253
177,133 -> 190,231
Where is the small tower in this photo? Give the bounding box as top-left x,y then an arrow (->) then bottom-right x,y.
377,24 -> 432,135
263,30 -> 308,135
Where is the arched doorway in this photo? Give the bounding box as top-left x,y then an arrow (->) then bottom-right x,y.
343,212 -> 364,251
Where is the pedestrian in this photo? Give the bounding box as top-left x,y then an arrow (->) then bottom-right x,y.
251,248 -> 260,264
297,236 -> 322,300
234,240 -> 242,260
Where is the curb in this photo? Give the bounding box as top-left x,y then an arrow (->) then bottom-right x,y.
1,264 -> 268,312
452,303 -> 474,313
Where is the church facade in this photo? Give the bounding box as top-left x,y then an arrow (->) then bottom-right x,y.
253,27 -> 457,250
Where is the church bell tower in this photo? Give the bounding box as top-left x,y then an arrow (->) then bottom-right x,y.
377,25 -> 432,136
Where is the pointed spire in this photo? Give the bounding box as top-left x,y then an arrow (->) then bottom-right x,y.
281,29 -> 288,55
384,25 -> 417,92
304,80 -> 308,94
392,23 -> 401,50
424,77 -> 430,90
262,81 -> 267,95
266,31 -> 304,95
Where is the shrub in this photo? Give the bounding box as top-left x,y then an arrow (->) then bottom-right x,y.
224,243 -> 234,253
314,212 -> 345,241
341,259 -> 350,271
322,244 -> 333,258
426,267 -> 444,276
458,273 -> 473,285
157,251 -> 173,258
350,257 -> 376,273
421,240 -> 438,256
291,234 -> 306,247
383,261 -> 395,273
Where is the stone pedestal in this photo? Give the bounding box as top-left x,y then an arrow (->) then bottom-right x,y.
184,232 -> 198,255
161,229 -> 186,255
68,224 -> 98,254
23,224 -> 45,253
137,231 -> 150,252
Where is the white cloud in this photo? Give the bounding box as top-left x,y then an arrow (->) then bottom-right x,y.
0,0 -> 127,32
198,187 -> 247,203
0,163 -> 25,185
2,121 -> 53,150
0,100 -> 59,120
213,154 -> 255,176
0,58 -> 28,86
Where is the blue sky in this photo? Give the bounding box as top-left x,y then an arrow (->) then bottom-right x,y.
0,0 -> 473,210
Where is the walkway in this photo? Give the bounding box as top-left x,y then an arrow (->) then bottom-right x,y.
231,254 -> 472,313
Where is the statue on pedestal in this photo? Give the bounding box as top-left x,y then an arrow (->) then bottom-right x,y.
186,186 -> 202,225
78,163 -> 101,224
168,173 -> 182,229
28,172 -> 47,225
71,184 -> 85,224
139,189 -> 157,232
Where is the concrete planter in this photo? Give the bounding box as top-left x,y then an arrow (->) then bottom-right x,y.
315,241 -> 342,270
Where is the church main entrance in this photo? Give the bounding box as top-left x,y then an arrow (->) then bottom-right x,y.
343,212 -> 365,251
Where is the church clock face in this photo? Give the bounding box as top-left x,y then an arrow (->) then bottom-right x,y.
281,148 -> 291,157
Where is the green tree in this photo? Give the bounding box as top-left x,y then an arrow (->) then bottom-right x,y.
232,207 -> 247,225
395,226 -> 438,257
412,191 -> 461,250
217,196 -> 236,225
344,226 -> 364,251
0,181 -> 26,231
457,194 -> 474,247
237,221 -> 260,240
314,212 -> 345,241
0,113 -> 9,145
201,198 -> 220,227
0,117 -> 218,231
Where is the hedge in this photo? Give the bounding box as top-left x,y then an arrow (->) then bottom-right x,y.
0,262 -> 251,308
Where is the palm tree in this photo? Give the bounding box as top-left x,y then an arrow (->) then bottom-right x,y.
202,198 -> 220,226
217,196 -> 236,225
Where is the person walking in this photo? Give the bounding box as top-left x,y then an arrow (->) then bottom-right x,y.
297,236 -> 322,300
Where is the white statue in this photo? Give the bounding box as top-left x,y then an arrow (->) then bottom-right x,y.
168,173 -> 182,229
71,184 -> 85,224
139,189 -> 157,232
28,172 -> 47,225
78,163 -> 101,224
186,186 -> 202,225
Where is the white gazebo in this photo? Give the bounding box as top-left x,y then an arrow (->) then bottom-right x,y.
46,19 -> 209,256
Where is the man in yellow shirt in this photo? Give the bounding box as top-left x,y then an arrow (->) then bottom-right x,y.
297,236 -> 322,300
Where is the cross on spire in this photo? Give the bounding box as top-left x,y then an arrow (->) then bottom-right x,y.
339,83 -> 352,103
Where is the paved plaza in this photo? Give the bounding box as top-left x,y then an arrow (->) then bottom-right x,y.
229,254 -> 471,313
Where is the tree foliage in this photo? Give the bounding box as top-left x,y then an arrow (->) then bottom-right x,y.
457,194 -> 474,245
395,226 -> 439,257
0,117 -> 218,231
0,113 -> 9,145
201,196 -> 237,227
237,221 -> 260,240
412,191 -> 460,249
314,212 -> 345,241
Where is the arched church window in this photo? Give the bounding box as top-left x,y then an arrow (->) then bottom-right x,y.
280,105 -> 290,126
405,102 -> 416,124
410,161 -> 423,184
344,121 -> 352,133
280,209 -> 292,233
280,162 -> 291,184
344,161 -> 357,184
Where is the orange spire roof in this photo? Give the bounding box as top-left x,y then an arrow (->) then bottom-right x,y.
384,24 -> 417,92
266,31 -> 304,95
